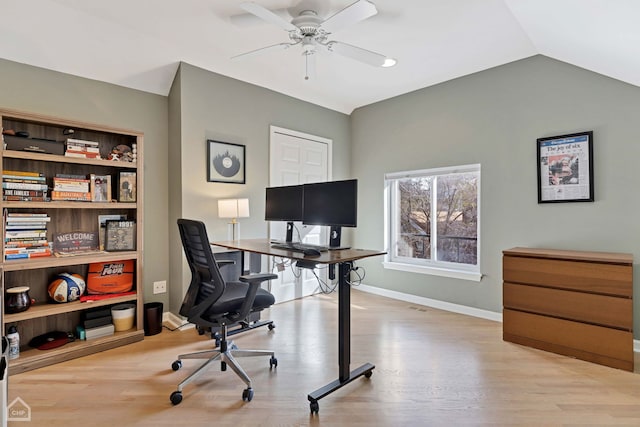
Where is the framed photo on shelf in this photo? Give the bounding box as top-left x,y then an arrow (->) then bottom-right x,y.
118,171 -> 136,202
90,174 -> 112,202
207,139 -> 245,184
104,219 -> 136,252
98,214 -> 127,251
537,131 -> 594,203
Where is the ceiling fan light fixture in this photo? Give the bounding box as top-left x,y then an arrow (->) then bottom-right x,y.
382,58 -> 397,67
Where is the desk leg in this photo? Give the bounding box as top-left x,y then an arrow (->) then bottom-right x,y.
307,261 -> 375,414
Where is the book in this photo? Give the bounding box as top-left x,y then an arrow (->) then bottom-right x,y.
51,191 -> 91,201
3,189 -> 47,197
83,315 -> 113,329
3,196 -> 48,202
67,138 -> 100,147
2,175 -> 46,182
2,170 -> 45,177
79,291 -> 136,303
2,182 -> 49,191
83,307 -> 113,320
5,230 -> 47,239
85,323 -> 115,340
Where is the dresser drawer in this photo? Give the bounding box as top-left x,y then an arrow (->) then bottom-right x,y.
503,282 -> 632,330
503,255 -> 632,297
503,309 -> 633,371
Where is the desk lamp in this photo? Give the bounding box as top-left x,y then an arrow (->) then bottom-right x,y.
218,198 -> 250,241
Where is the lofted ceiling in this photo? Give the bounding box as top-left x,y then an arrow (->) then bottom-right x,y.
0,0 -> 638,114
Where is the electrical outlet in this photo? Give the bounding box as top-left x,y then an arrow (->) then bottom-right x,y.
153,280 -> 167,294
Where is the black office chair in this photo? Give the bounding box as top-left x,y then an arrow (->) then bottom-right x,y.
170,219 -> 278,405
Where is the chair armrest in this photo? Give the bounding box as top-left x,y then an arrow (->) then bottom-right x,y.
216,259 -> 235,268
238,273 -> 278,283
228,273 -> 278,323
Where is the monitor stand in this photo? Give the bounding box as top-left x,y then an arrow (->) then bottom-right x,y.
328,226 -> 350,251
285,221 -> 294,243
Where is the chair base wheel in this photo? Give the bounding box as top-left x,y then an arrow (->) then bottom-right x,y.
310,400 -> 319,414
269,356 -> 277,368
170,391 -> 183,405
171,360 -> 182,371
242,388 -> 254,402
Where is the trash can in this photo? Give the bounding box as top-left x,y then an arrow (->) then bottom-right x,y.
143,302 -> 163,336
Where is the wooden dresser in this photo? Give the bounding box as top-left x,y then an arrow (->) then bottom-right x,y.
502,247 -> 633,371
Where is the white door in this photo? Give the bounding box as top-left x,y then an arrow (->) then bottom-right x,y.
269,125 -> 331,303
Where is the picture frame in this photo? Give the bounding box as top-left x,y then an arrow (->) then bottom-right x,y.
104,219 -> 136,252
118,171 -> 136,202
207,139 -> 246,184
90,174 -> 112,202
98,214 -> 126,251
537,131 -> 594,203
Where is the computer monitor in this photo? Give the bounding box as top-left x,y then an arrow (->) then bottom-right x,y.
265,184 -> 303,242
302,179 -> 357,248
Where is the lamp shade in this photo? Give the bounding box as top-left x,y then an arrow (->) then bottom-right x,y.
218,198 -> 250,219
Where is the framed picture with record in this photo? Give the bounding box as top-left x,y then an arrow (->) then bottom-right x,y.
207,139 -> 246,184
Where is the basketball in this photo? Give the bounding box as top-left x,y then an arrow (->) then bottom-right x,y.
48,273 -> 86,303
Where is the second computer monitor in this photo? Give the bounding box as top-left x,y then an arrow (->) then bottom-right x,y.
303,179 -> 357,248
265,184 -> 303,242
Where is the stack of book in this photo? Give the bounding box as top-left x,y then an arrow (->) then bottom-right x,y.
51,174 -> 91,201
4,213 -> 52,259
2,170 -> 49,202
82,307 -> 115,340
65,138 -> 101,159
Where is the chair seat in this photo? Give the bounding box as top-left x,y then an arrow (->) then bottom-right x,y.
204,281 -> 275,318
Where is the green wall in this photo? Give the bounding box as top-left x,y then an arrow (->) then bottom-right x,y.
351,56 -> 640,330
0,58 -> 170,308
4,54 -> 640,337
168,62 -> 351,312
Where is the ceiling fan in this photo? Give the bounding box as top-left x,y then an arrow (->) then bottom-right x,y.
232,0 -> 397,79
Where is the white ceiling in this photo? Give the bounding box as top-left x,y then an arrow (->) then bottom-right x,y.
1,0 -> 638,114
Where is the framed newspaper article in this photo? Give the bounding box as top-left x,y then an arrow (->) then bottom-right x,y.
537,131 -> 594,203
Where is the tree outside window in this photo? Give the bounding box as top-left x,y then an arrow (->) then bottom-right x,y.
387,164 -> 480,273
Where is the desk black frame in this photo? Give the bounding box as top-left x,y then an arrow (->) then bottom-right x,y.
211,239 -> 385,414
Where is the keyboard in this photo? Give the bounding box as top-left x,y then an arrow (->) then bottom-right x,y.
270,242 -> 329,252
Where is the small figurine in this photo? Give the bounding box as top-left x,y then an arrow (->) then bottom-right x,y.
108,144 -> 134,162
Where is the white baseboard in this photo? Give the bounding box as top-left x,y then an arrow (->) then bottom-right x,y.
355,284 -> 502,322
356,284 -> 640,356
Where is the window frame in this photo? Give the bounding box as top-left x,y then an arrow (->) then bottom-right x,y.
383,163 -> 482,282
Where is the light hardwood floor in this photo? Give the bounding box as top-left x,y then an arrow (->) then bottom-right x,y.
8,289 -> 640,426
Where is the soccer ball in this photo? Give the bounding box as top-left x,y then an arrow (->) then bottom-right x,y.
48,273 -> 86,303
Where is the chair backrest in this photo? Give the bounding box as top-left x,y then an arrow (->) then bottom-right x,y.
177,219 -> 226,319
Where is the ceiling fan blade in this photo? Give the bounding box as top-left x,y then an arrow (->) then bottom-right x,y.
229,8 -> 290,28
232,43 -> 295,60
239,2 -> 297,32
319,0 -> 377,34
326,41 -> 396,67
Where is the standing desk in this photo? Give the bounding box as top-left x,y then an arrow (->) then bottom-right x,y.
212,239 -> 385,414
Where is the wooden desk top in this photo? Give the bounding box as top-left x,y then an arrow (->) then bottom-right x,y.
212,239 -> 386,264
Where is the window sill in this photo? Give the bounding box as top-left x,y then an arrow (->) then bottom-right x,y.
382,261 -> 482,282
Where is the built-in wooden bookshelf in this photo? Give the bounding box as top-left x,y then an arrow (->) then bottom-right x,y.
0,108 -> 144,374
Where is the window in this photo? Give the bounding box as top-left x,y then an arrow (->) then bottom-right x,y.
384,164 -> 481,281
